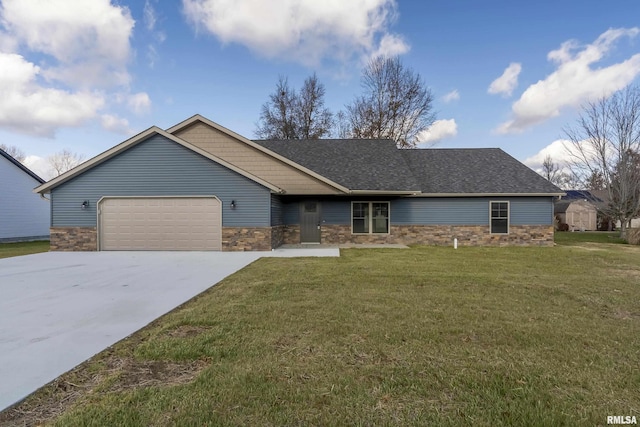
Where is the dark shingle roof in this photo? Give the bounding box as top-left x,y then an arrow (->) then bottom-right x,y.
0,148 -> 44,183
253,140 -> 563,195
402,148 -> 563,194
255,139 -> 421,191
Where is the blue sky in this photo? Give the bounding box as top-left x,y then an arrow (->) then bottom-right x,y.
1,0 -> 639,179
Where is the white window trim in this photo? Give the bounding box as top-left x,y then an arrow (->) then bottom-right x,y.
351,201 -> 390,235
489,200 -> 510,235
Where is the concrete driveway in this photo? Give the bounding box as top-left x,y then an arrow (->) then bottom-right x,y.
0,249 -> 338,410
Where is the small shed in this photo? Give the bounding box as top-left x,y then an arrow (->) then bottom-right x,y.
554,199 -> 597,231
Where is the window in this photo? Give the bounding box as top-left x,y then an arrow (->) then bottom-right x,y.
352,202 -> 389,234
490,201 -> 509,234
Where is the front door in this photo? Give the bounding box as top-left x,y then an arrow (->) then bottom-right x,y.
300,201 -> 321,243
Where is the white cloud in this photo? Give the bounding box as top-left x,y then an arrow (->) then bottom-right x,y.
488,63 -> 522,97
523,139 -> 573,171
0,53 -> 104,137
101,114 -> 133,134
143,0 -> 166,68
182,0 -> 409,65
0,0 -> 146,137
0,0 -> 135,88
23,155 -> 54,181
442,90 -> 460,103
417,119 -> 458,145
128,93 -> 152,114
144,0 -> 157,31
369,33 -> 409,59
497,28 -> 640,134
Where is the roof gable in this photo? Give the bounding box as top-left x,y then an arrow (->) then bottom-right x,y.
0,148 -> 44,184
167,115 -> 349,194
34,127 -> 283,194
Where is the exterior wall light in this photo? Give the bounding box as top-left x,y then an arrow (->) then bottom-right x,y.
230,200 -> 236,209
81,200 -> 89,210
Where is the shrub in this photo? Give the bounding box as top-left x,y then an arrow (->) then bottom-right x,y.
627,228 -> 640,245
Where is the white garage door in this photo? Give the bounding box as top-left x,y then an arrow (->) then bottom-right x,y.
99,197 -> 221,251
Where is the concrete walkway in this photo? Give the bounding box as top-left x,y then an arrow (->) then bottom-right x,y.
0,249 -> 338,410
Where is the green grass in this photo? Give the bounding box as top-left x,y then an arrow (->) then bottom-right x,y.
0,240 -> 49,259
3,242 -> 639,426
554,231 -> 627,245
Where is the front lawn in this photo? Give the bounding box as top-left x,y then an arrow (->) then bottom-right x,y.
0,240 -> 49,259
2,242 -> 638,426
554,230 -> 627,245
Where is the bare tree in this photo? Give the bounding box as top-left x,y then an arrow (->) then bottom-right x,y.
296,73 -> 333,139
346,56 -> 435,148
541,155 -> 563,185
0,144 -> 26,163
255,74 -> 333,140
564,86 -> 640,236
48,149 -> 86,177
586,171 -> 605,190
539,155 -> 581,189
255,76 -> 298,139
333,110 -> 352,139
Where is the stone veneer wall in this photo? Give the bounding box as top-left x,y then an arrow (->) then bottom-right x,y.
222,227 -> 272,251
319,224 -> 554,247
282,225 -> 301,245
50,227 -> 97,251
271,225 -> 286,249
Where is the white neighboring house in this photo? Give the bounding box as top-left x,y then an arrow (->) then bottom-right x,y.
0,148 -> 50,242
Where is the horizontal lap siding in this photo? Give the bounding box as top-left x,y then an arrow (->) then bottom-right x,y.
321,200 -> 350,224
281,197 -> 554,226
0,155 -> 50,239
393,197 -> 554,225
510,198 -> 555,225
51,135 -> 270,228
271,195 -> 283,226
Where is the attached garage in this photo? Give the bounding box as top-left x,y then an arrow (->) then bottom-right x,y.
98,197 -> 222,251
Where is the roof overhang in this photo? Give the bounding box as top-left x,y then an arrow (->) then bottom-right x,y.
167,114 -> 350,194
409,192 -> 566,197
34,127 -> 285,194
349,190 -> 422,195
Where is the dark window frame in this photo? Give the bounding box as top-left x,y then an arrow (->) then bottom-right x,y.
351,201 -> 390,235
490,201 -> 509,234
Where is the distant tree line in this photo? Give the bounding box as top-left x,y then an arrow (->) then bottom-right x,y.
255,56 -> 436,148
542,86 -> 640,236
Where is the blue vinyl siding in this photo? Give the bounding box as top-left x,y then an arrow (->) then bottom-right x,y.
271,195 -> 283,226
509,198 -> 554,225
321,200 -> 350,224
0,154 -> 50,240
392,198 -> 487,225
283,202 -> 299,225
51,135 -> 271,227
281,197 -> 554,226
392,197 -> 554,226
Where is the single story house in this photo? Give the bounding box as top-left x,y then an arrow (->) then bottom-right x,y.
1,147 -> 50,242
34,115 -> 563,251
